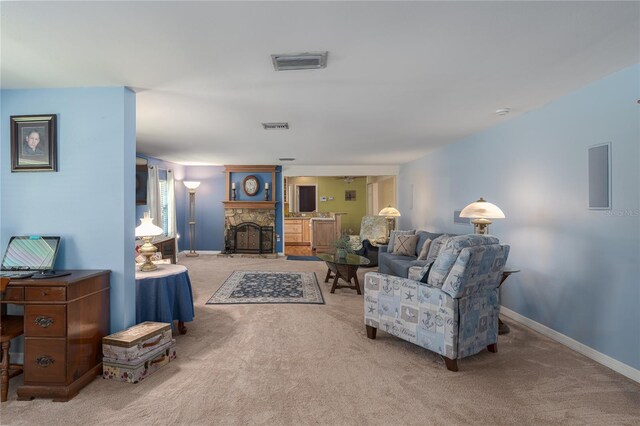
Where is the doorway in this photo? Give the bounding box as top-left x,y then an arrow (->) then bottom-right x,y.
297,185 -> 317,212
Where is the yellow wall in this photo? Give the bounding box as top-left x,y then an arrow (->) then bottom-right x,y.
378,176 -> 396,211
317,177 -> 367,234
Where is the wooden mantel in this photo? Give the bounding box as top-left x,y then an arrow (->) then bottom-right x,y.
222,201 -> 276,209
224,165 -> 277,202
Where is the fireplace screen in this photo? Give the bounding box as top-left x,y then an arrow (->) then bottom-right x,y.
227,223 -> 274,254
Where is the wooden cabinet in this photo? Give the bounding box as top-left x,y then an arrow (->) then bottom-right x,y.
285,220 -> 303,243
284,219 -> 311,245
312,220 -> 337,254
153,236 -> 176,263
3,270 -> 110,401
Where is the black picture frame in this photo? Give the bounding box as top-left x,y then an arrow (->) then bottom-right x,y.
136,164 -> 148,205
10,114 -> 57,172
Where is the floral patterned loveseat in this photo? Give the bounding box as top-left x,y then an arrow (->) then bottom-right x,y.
364,235 -> 510,371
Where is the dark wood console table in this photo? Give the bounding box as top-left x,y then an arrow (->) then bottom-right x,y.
1,270 -> 110,401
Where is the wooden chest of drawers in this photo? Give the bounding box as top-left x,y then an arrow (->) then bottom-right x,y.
2,270 -> 110,402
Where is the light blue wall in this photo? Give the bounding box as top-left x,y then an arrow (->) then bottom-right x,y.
397,64 -> 640,370
1,87 -> 137,333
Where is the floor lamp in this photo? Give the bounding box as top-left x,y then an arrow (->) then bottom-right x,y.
183,181 -> 201,257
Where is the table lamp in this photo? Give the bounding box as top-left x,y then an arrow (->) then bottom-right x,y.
135,212 -> 164,271
378,205 -> 401,237
459,197 -> 505,235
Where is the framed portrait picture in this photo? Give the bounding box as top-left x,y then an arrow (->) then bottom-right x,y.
10,114 -> 57,172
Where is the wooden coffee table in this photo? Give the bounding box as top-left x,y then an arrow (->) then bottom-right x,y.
317,253 -> 370,294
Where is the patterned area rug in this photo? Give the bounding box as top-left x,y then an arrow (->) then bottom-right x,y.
206,271 -> 324,305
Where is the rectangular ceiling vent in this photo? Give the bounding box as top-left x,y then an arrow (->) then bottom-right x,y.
262,122 -> 290,130
271,52 -> 328,71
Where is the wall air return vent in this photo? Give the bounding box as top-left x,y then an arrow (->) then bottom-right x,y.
262,122 -> 290,130
271,52 -> 328,71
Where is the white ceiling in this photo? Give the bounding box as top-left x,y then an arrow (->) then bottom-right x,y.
2,1 -> 639,166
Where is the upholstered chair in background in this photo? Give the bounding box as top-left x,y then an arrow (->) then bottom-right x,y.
349,216 -> 389,267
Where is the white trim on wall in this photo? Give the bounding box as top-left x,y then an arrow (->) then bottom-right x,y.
501,306 -> 640,383
283,165 -> 399,176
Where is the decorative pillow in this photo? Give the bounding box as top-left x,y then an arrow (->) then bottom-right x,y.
425,234 -> 450,264
393,234 -> 419,256
417,239 -> 432,260
387,229 -> 415,254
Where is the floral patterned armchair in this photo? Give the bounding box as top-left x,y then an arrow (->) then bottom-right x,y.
364,235 -> 510,371
348,216 -> 389,266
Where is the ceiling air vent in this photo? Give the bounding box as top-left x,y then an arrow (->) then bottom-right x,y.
278,158 -> 295,162
262,122 -> 290,130
271,52 -> 328,71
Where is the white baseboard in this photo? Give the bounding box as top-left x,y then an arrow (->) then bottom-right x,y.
178,250 -> 220,256
500,306 -> 639,383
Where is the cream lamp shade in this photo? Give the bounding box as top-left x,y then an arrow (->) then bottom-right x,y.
378,206 -> 401,217
135,212 -> 164,272
183,181 -> 201,191
459,197 -> 505,235
378,206 -> 401,238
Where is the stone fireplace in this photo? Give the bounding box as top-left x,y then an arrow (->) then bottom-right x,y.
223,206 -> 276,257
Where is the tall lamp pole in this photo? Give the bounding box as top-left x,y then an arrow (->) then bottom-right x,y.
183,181 -> 201,257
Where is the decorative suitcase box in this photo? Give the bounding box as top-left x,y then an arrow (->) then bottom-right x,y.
103,340 -> 176,383
103,321 -> 172,361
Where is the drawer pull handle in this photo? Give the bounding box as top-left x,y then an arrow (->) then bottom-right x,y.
42,291 -> 48,296
35,316 -> 54,328
35,356 -> 55,368
142,335 -> 163,348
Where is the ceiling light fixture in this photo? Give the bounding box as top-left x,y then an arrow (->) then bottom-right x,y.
271,51 -> 328,71
495,108 -> 510,116
278,158 -> 295,161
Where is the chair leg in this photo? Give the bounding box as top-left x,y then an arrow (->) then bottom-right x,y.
1,340 -> 10,402
487,343 -> 498,353
365,325 -> 377,339
442,356 -> 458,372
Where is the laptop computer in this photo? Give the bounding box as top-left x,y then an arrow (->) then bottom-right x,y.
0,236 -> 61,279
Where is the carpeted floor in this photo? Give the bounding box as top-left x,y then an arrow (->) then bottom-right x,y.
2,255 -> 639,425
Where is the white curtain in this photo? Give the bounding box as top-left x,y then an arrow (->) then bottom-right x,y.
167,170 -> 177,238
147,165 -> 161,228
